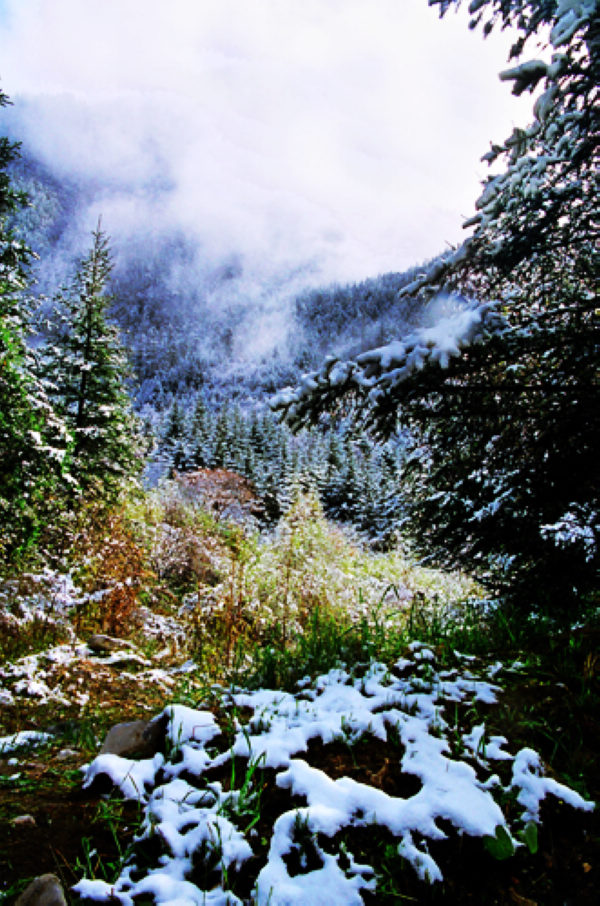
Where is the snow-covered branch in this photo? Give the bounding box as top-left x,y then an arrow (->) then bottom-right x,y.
424,0 -> 599,281
271,301 -> 507,432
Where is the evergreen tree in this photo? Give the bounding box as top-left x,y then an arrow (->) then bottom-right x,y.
188,394 -> 212,468
226,406 -> 248,471
45,222 -> 141,499
0,90 -> 68,559
162,400 -> 188,474
211,406 -> 231,468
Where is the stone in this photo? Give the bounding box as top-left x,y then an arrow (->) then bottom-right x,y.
87,633 -> 136,654
11,814 -> 36,827
15,874 -> 67,906
55,748 -> 79,761
100,714 -> 167,758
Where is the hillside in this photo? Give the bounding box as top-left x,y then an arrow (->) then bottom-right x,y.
8,153 -> 438,410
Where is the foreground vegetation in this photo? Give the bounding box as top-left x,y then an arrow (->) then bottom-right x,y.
1,488 -> 598,903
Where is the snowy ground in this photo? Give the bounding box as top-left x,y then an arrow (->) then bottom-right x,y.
72,643 -> 594,906
0,570 -> 193,714
0,569 -> 595,903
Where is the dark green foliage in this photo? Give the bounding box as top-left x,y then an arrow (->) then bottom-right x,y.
0,90 -> 68,560
397,250 -> 599,612
163,400 -> 187,475
43,223 -> 142,500
483,825 -> 515,861
1,96 -> 144,562
395,0 -> 600,609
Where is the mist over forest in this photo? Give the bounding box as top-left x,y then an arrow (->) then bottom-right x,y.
4,146 -> 441,539
2,0 -> 528,418
8,148 -> 443,411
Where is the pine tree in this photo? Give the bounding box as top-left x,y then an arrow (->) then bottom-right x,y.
188,394 -> 212,468
45,222 -> 141,500
226,406 -> 247,471
211,406 -> 231,468
162,400 -> 188,475
0,89 -> 68,559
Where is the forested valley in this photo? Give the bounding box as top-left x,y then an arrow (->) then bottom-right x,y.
0,2 -> 598,904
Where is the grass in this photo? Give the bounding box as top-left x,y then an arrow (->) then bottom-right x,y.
219,746 -> 267,834
71,797 -> 143,885
0,484 -> 598,903
183,491 -> 482,688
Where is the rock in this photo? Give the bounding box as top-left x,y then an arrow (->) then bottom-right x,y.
55,748 -> 79,761
87,633 -> 136,654
100,714 -> 167,758
100,720 -> 149,757
15,874 -> 67,906
11,814 -> 36,827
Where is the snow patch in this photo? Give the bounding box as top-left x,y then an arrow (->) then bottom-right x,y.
75,649 -> 594,903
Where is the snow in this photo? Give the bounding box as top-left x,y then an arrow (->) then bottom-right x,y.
74,648 -> 594,904
0,641 -> 92,706
162,704 -> 222,748
0,729 -> 53,754
256,815 -> 371,905
462,724 -> 512,763
0,569 -> 204,709
499,60 -> 548,95
550,0 -> 597,46
271,300 -> 508,430
0,569 -> 83,617
83,752 -> 165,801
540,508 -> 597,562
511,748 -> 593,822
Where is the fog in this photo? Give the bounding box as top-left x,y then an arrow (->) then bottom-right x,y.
0,0 -> 533,362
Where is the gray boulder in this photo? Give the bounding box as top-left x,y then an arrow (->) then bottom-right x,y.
100,715 -> 166,758
87,633 -> 136,654
15,874 -> 67,906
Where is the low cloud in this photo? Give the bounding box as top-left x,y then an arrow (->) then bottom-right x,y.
0,0 -> 533,359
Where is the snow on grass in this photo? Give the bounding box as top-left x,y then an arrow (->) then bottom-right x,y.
0,643 -> 90,706
0,568 -> 83,625
73,646 -> 594,905
0,729 -> 54,754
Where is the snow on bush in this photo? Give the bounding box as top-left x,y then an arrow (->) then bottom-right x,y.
540,506 -> 598,562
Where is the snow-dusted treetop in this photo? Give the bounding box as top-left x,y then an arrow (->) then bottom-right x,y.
407,1 -> 597,296
423,0 -> 598,288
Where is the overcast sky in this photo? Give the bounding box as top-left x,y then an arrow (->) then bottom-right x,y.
0,0 -> 532,291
